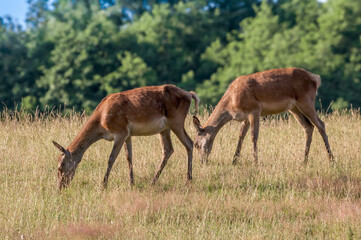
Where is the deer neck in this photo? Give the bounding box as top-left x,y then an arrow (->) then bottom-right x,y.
67,120 -> 102,166
203,102 -> 232,141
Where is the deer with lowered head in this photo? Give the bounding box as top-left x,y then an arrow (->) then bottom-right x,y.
193,68 -> 334,165
53,85 -> 199,190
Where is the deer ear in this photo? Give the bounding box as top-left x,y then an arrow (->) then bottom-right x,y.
52,141 -> 66,154
193,116 -> 202,132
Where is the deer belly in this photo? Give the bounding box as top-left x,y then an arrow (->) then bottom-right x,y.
261,99 -> 296,116
129,117 -> 168,136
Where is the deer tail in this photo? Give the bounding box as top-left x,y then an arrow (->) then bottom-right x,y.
189,91 -> 199,115
308,72 -> 322,89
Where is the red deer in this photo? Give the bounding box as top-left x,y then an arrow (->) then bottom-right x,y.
53,85 -> 199,190
193,68 -> 334,164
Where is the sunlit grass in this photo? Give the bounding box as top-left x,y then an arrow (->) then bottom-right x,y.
0,109 -> 360,239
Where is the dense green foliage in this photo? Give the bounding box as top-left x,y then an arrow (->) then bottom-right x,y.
1,0 -> 360,111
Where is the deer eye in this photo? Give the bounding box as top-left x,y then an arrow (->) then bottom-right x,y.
58,160 -> 65,170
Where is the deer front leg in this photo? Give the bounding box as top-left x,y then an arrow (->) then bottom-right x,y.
232,120 -> 250,165
249,113 -> 260,165
103,135 -> 127,189
124,138 -> 134,186
152,129 -> 174,185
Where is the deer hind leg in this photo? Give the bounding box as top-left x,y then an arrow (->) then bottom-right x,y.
103,133 -> 128,189
289,107 -> 314,165
296,100 -> 334,163
152,129 -> 174,185
169,125 -> 193,183
124,138 -> 134,186
249,112 -> 260,165
232,120 -> 250,165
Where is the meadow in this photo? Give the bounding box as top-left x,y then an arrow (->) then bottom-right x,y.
0,109 -> 360,239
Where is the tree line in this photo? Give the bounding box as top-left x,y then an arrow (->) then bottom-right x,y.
1,0 -> 360,112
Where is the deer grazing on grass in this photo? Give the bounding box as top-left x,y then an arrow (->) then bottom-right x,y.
193,68 -> 334,165
53,85 -> 199,190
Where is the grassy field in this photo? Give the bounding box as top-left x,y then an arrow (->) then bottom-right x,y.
0,109 -> 360,239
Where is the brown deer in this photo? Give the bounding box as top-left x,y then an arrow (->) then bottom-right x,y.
193,68 -> 334,165
52,85 -> 199,190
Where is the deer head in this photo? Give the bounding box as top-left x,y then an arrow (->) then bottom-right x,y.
193,116 -> 215,163
52,141 -> 76,190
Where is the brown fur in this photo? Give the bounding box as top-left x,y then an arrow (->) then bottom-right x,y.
53,85 -> 198,190
193,68 -> 334,165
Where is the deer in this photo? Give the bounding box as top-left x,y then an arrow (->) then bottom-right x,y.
52,85 -> 199,190
193,68 -> 334,165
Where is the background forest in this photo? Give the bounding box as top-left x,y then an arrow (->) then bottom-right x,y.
1,0 -> 361,112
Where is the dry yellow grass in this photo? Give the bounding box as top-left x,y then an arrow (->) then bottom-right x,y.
0,109 -> 360,239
